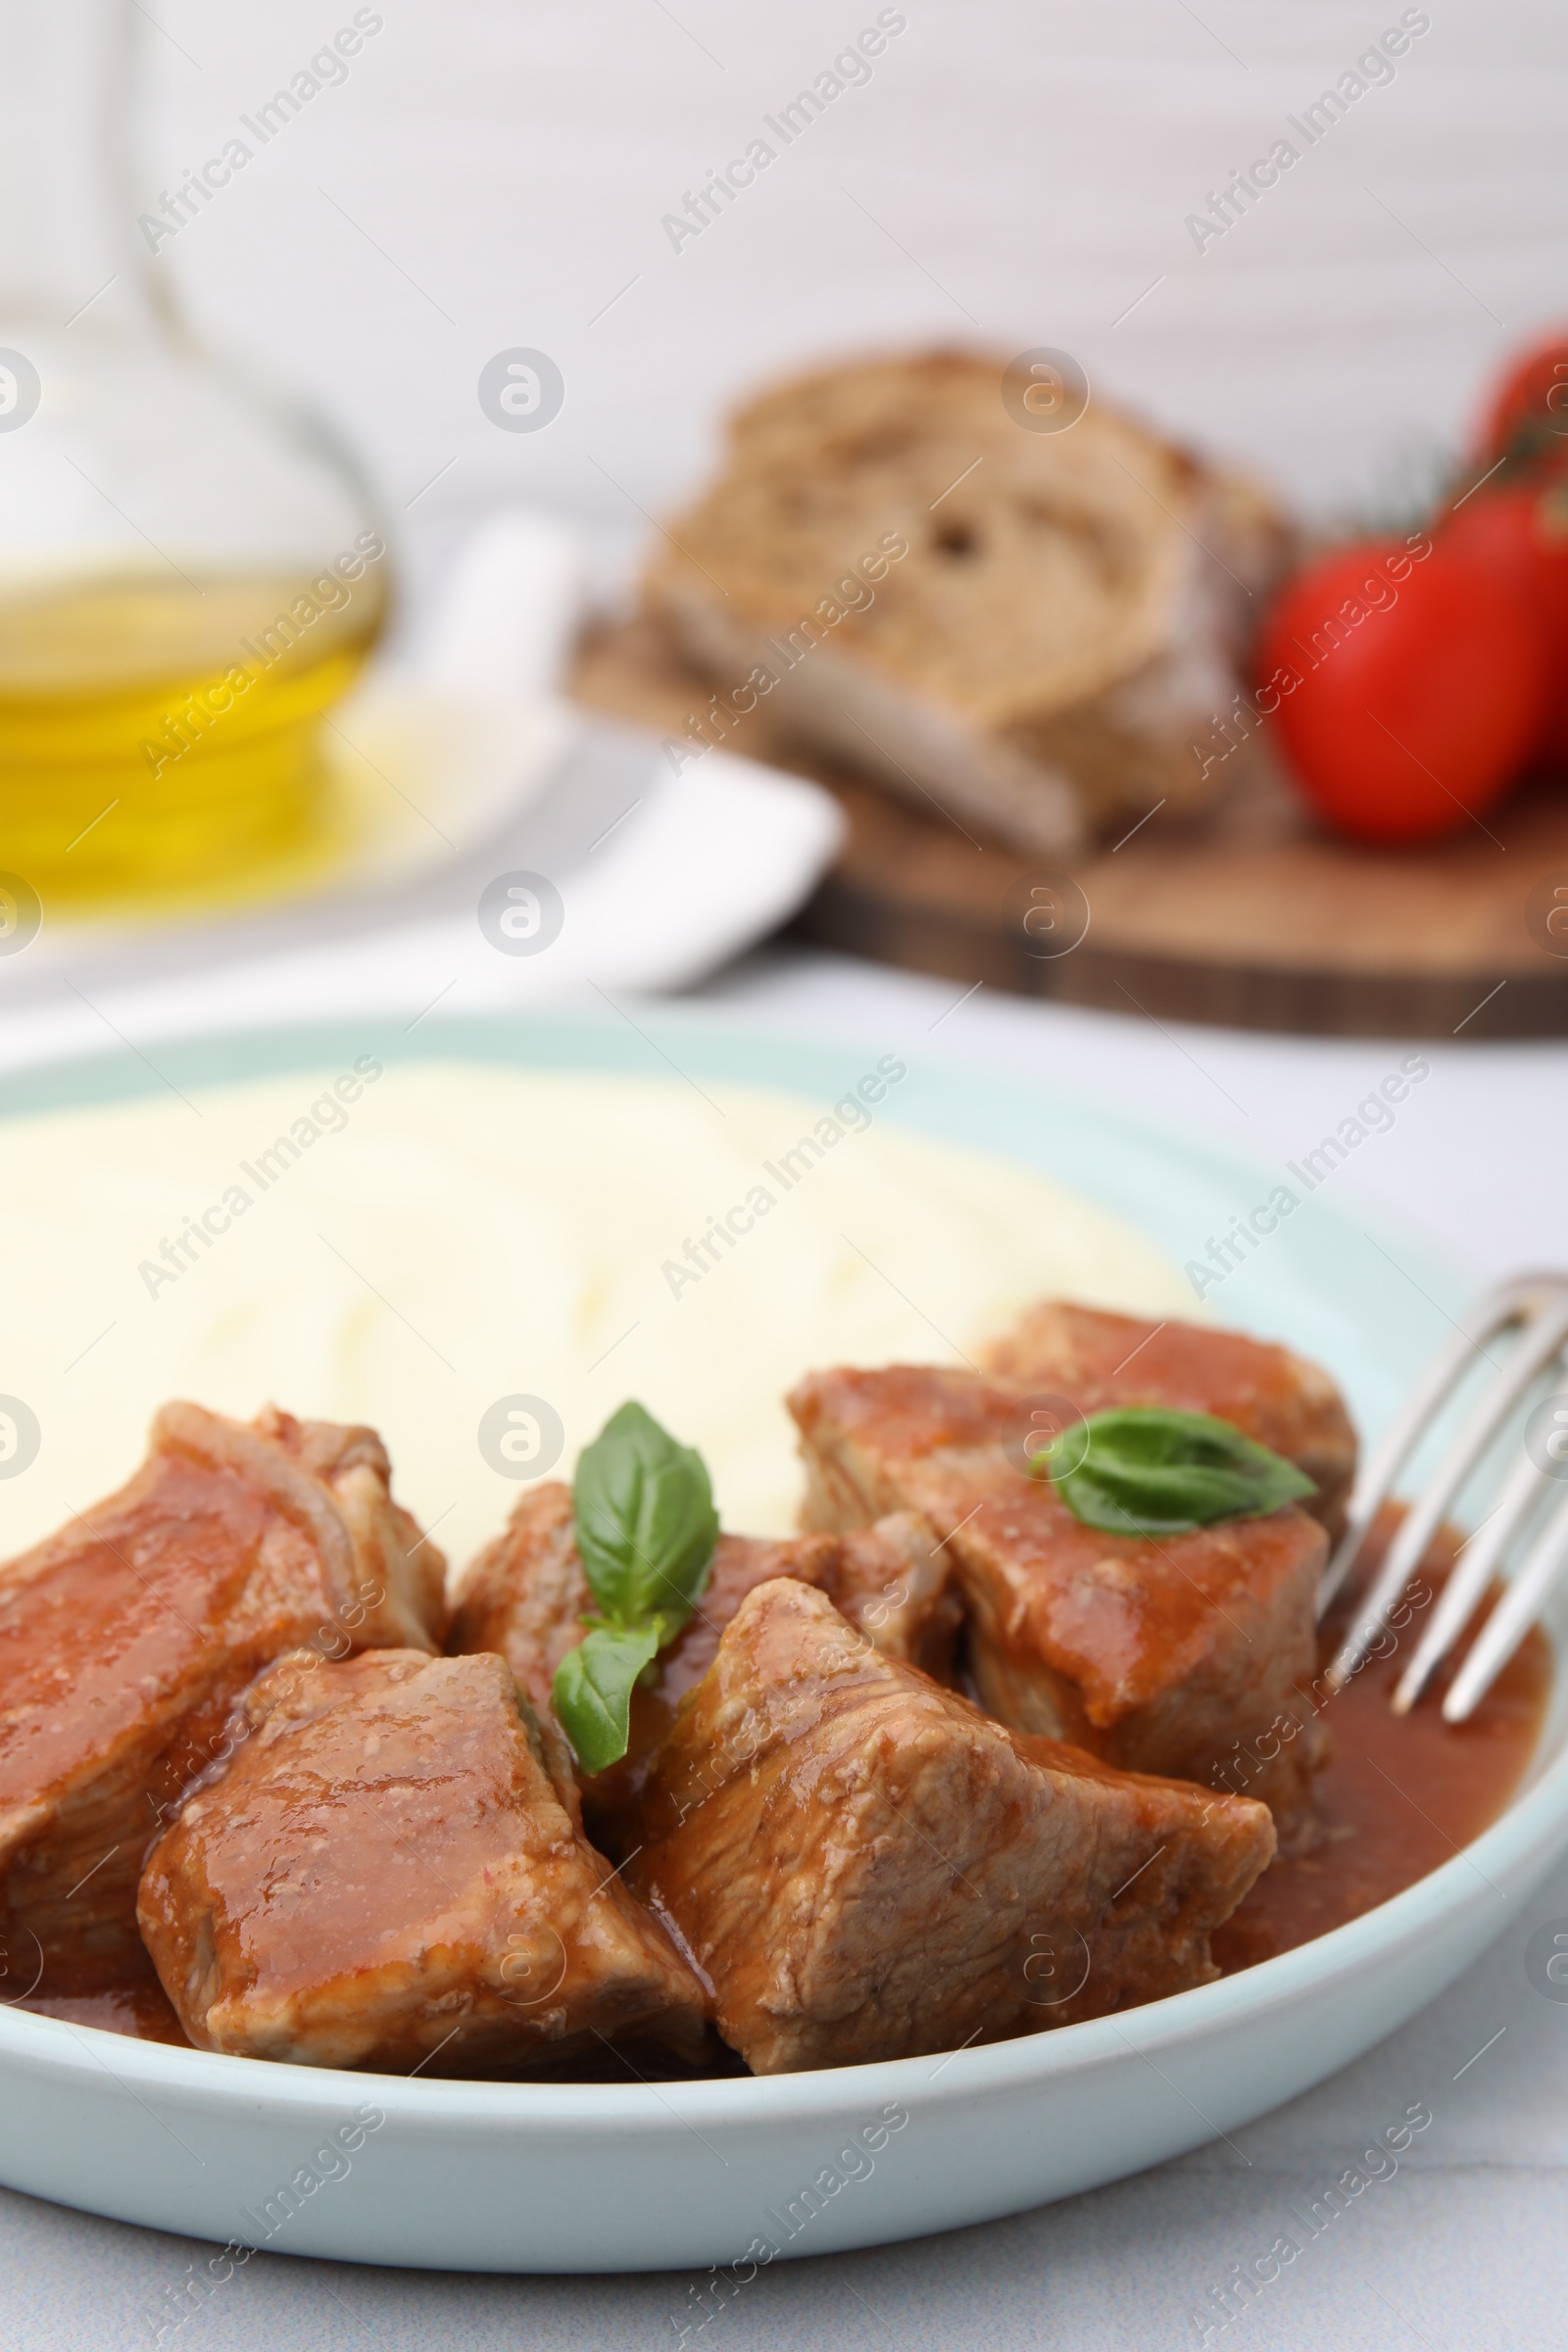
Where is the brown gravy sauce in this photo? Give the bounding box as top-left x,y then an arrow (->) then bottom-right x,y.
23,1975 -> 189,2045
1215,1512 -> 1551,1972
13,1515 -> 1551,2056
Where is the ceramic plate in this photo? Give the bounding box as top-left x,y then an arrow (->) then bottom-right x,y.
1,1013 -> 1562,2274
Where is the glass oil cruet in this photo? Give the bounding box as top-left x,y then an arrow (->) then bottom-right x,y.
0,0 -> 390,918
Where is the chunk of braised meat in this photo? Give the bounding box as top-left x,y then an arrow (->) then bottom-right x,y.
790,1365 -> 1328,1845
448,1484 -> 958,1846
137,1648 -> 709,2073
984,1299 -> 1356,1540
0,1403 -> 448,1986
630,1579 -> 1276,2074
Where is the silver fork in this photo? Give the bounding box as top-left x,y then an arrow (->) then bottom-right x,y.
1318,1273 -> 1568,1722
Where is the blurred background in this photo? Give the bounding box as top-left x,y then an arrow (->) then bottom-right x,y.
2,0 -> 1567,1268
132,0 -> 1562,556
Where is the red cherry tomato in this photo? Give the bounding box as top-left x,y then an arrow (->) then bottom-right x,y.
1438,483 -> 1568,766
1476,331 -> 1568,475
1255,535 -> 1545,844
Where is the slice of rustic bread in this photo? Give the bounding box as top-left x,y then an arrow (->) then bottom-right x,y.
644,349 -> 1290,855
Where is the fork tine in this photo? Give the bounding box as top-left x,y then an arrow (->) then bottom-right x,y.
1442,1482 -> 1568,1723
1391,1447 -> 1553,1713
1317,1345 -> 1492,1622
1316,1278 -> 1545,1620
1324,1289 -> 1568,1691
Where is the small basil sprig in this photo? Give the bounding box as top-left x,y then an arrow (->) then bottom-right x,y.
551,1401 -> 718,1772
1041,1406 -> 1314,1537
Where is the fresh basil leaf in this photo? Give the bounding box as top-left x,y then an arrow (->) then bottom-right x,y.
1043,1406 -> 1315,1537
572,1400 -> 717,1636
551,1622 -> 661,1775
554,1404 -> 719,1770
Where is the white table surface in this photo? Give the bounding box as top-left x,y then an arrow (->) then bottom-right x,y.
3,939 -> 1566,2348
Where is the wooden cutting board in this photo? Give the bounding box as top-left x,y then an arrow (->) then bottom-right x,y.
569,613 -> 1568,1040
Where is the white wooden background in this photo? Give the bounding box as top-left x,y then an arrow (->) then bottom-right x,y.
132,0 -> 1568,567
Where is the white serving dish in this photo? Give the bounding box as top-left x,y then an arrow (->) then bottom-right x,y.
0,1012 -> 1558,2273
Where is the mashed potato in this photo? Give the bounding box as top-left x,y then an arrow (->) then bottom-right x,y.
0,1057 -> 1191,1569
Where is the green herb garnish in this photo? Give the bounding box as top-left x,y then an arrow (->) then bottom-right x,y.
551,1621 -> 661,1774
1039,1406 -> 1314,1537
551,1401 -> 718,1772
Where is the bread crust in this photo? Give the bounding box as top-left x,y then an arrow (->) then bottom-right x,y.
645,348 -> 1292,853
